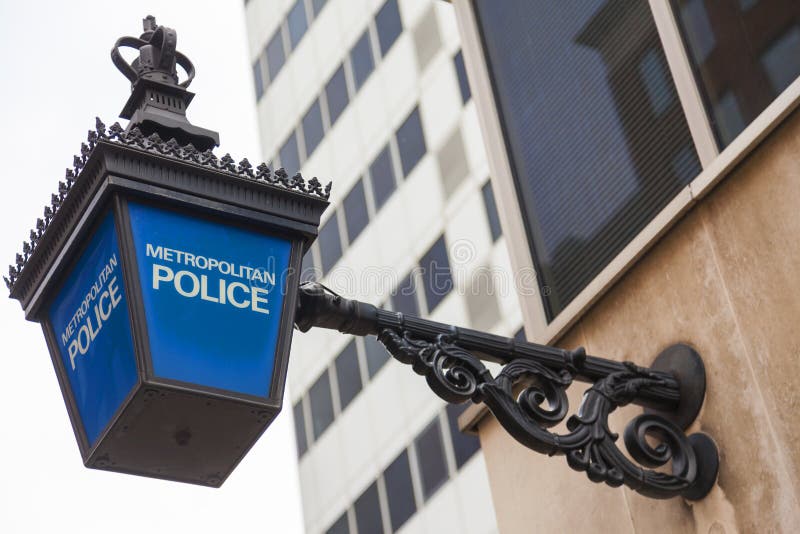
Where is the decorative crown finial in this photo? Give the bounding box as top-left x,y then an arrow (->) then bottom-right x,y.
111,15 -> 194,89
109,16 -> 219,151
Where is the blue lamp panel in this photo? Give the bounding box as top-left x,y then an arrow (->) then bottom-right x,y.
128,202 -> 292,398
48,212 -> 138,446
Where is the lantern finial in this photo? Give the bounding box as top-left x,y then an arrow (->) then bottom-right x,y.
110,16 -> 219,150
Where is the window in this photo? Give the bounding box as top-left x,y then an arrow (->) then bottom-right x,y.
293,400 -> 308,457
446,403 -> 480,469
383,450 -> 416,531
761,25 -> 800,96
279,131 -> 301,174
326,512 -> 349,534
302,99 -> 325,158
325,64 -> 350,126
464,264 -> 500,330
474,0 -> 701,319
414,417 -> 449,500
253,59 -> 265,100
712,91 -> 746,148
369,145 -> 397,210
334,340 -> 362,411
395,107 -> 426,177
300,251 -> 316,282
350,30 -> 375,91
419,235 -> 452,313
286,0 -> 308,50
482,181 -> 502,241
265,28 -> 286,82
375,0 -> 403,57
343,179 -> 369,244
639,49 -> 673,116
392,272 -> 419,317
454,50 -> 471,103
437,128 -> 469,197
354,482 -> 383,534
313,0 -> 328,17
672,2 -> 800,146
413,6 -> 441,71
318,214 -> 343,274
513,327 -> 526,343
678,0 -> 715,64
364,335 -> 390,378
309,370 -> 335,440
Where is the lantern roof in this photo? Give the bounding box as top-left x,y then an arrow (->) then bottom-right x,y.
6,16 -> 331,309
6,117 -> 330,305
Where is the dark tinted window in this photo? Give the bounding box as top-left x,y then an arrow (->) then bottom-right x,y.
326,512 -> 349,534
253,59 -> 265,100
364,335 -> 390,378
446,403 -> 480,469
279,131 -> 301,174
313,0 -> 328,17
513,327 -> 526,343
672,0 -> 800,147
287,0 -> 308,49
375,0 -> 403,56
384,450 -> 416,531
293,400 -> 308,457
266,28 -> 286,81
325,65 -> 350,126
354,482 -> 383,534
474,0 -> 701,319
335,340 -> 362,411
481,181 -> 502,241
350,30 -> 375,91
415,418 -> 449,500
396,107 -> 426,177
419,235 -> 452,313
453,50 -> 471,103
343,179 -> 369,244
318,214 -> 343,274
369,145 -> 396,210
302,99 -> 325,158
301,251 -> 316,283
309,370 -> 335,439
392,272 -> 419,317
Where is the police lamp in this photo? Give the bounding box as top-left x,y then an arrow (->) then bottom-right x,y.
7,16 -> 720,500
6,16 -> 329,487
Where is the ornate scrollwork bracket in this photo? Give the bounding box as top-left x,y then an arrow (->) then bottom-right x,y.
295,282 -> 719,500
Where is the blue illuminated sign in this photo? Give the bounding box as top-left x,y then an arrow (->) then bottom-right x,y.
128,202 -> 292,398
48,212 -> 138,446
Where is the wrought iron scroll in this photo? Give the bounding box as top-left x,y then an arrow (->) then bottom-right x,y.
377,328 -> 708,500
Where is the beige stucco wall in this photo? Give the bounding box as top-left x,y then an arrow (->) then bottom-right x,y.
475,106 -> 800,533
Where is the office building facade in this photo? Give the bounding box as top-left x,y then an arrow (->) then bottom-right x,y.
245,1 -> 520,532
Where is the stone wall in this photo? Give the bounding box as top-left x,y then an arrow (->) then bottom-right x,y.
477,107 -> 800,533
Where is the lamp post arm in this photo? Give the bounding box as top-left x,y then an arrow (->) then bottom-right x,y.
295,282 -> 680,409
294,282 -> 719,500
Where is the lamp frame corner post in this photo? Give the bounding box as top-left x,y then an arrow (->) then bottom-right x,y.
294,282 -> 720,501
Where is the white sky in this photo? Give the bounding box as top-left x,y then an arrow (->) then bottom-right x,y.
0,2 -> 305,532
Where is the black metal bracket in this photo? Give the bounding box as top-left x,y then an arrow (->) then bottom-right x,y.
294,282 -> 719,500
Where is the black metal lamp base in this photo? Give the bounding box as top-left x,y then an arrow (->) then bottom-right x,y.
646,344 -> 706,430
